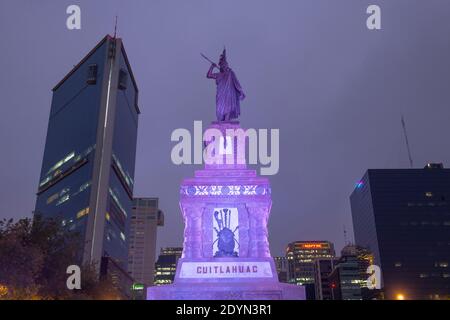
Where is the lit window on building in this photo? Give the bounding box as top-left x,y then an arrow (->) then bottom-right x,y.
46,151 -> 75,175
79,181 -> 91,192
56,194 -> 70,206
76,207 -> 90,219
46,192 -> 59,204
425,192 -> 433,198
112,154 -> 134,189
109,188 -> 127,217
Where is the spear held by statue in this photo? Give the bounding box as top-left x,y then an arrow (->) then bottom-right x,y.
200,53 -> 217,67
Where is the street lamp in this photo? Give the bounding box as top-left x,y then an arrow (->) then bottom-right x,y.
395,293 -> 405,300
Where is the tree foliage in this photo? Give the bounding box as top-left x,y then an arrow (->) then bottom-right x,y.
0,216 -> 123,300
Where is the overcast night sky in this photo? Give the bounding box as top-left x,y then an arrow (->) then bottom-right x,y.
1,1 -> 450,256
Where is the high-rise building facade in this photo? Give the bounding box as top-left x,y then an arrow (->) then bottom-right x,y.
128,198 -> 164,287
34,35 -> 140,271
154,247 -> 183,286
286,241 -> 335,286
350,164 -> 450,299
328,245 -> 365,300
314,258 -> 337,300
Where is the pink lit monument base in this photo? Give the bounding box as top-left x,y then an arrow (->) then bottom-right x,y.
148,122 -> 305,300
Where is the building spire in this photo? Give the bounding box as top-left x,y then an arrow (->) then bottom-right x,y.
113,15 -> 118,39
401,115 -> 414,168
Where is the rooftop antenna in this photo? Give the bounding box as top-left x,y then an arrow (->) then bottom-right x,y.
343,225 -> 348,246
401,115 -> 414,168
113,15 -> 118,39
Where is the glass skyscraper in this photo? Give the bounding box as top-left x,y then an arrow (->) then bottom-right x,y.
35,35 -> 140,271
350,164 -> 450,299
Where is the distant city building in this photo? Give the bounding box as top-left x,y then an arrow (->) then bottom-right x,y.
341,245 -> 380,300
314,258 -> 337,300
286,241 -> 335,286
328,245 -> 367,300
34,34 -> 140,278
350,164 -> 450,300
274,256 -> 288,283
154,247 -> 183,286
128,198 -> 164,287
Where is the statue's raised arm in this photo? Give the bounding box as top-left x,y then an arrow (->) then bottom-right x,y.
207,49 -> 245,122
206,63 -> 219,80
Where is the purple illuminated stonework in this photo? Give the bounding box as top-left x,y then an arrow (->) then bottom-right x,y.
147,121 -> 305,300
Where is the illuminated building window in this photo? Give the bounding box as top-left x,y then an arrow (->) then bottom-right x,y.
105,212 -> 110,221
425,192 -> 433,198
419,273 -> 428,278
60,188 -> 70,196
50,152 -> 74,173
39,146 -> 95,189
79,181 -> 91,192
46,193 -> 59,204
56,194 -> 70,206
120,232 -> 126,241
112,154 -> 134,191
394,262 -> 402,267
108,188 -> 127,217
439,262 -> 448,268
39,176 -> 51,187
76,207 -> 90,219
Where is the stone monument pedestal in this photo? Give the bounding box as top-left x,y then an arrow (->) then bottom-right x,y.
148,276 -> 304,300
148,121 -> 304,300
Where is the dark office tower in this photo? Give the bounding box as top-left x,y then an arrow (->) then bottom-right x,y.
314,258 -> 337,300
128,198 -> 164,287
350,164 -> 450,300
286,241 -> 335,286
153,247 -> 183,286
274,256 -> 288,283
34,35 -> 140,272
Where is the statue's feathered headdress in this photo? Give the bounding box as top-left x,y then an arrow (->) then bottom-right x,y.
219,47 -> 228,68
